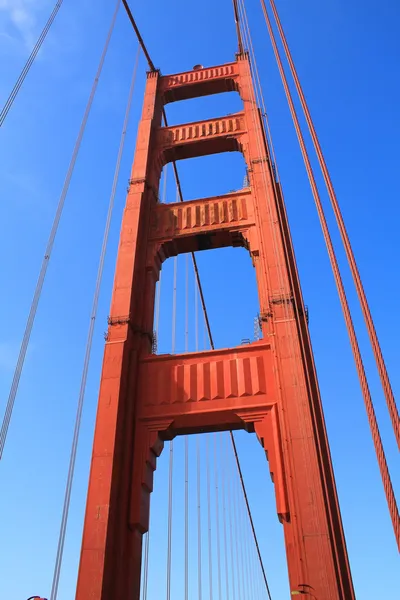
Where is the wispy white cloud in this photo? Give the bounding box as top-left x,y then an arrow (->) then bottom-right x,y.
0,0 -> 50,49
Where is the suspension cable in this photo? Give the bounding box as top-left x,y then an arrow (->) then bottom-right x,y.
197,436 -> 202,600
227,436 -> 237,600
214,433 -> 222,600
267,0 -> 399,450
142,529 -> 150,600
166,440 -> 174,600
231,444 -> 241,600
206,434 -> 213,600
230,433 -> 273,599
184,250 -> 189,600
0,0 -> 121,461
48,24 -> 136,600
221,435 -> 230,600
231,0 -> 244,54
0,0 -> 64,128
185,435 -> 189,600
259,0 -> 400,550
172,256 -> 178,353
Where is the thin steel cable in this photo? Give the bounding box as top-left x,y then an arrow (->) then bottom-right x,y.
195,274 -> 199,352
221,434 -> 230,600
206,434 -> 213,600
0,0 -> 121,460
166,440 -> 174,600
268,0 -> 399,450
259,0 -> 400,551
230,433 -> 273,600
0,0 -> 64,128
142,531 -> 150,600
121,0 -> 155,71
231,447 -> 241,600
171,257 -> 178,354
185,254 -> 189,352
235,462 -> 246,600
49,16 -> 134,600
154,271 -> 162,344
185,435 -> 189,600
231,0 -> 244,54
197,436 -> 202,600
241,486 -> 253,600
184,237 -> 189,600
214,433 -> 222,600
142,500 -> 152,600
227,436 -> 236,600
162,164 -> 168,203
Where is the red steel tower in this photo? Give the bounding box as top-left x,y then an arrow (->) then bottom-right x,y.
75,54 -> 355,600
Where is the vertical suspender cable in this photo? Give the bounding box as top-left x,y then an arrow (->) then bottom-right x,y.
214,433 -> 222,600
184,245 -> 189,600
0,0 -> 64,128
221,434 -> 230,600
0,0 -> 122,460
166,440 -> 174,600
268,0 -> 399,450
185,435 -> 189,600
230,433 -> 272,600
172,257 -> 178,354
235,464 -> 246,600
197,436 -> 202,600
231,447 -> 241,600
49,18 -> 135,600
185,255 -> 189,352
259,0 -> 400,550
195,276 -> 199,352
142,528 -> 150,600
162,163 -> 168,203
206,434 -> 213,600
154,271 -> 162,347
227,437 -> 236,600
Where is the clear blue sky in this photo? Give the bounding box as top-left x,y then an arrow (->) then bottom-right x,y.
0,0 -> 399,598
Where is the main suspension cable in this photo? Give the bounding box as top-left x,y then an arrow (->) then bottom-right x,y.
48,23 -> 137,600
267,0 -> 399,449
0,0 -> 121,461
259,0 -> 400,550
0,0 -> 64,128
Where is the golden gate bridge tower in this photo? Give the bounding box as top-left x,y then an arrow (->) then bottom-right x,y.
0,1 -> 398,600
75,53 -> 354,600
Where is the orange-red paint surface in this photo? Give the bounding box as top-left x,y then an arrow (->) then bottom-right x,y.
75,56 -> 355,600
